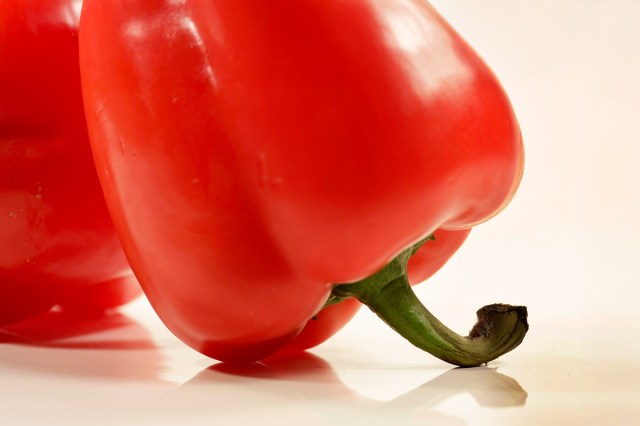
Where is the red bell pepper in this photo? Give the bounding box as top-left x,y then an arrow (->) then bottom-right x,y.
79,0 -> 527,366
0,0 -> 140,327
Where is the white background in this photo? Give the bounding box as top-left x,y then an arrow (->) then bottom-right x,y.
1,1 -> 639,424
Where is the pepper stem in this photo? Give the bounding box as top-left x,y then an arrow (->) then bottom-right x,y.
331,240 -> 528,367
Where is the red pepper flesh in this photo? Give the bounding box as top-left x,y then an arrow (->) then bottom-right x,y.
79,0 -> 527,365
0,0 -> 140,327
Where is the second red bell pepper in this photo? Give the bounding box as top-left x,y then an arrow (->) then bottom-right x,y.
0,0 -> 140,327
79,0 -> 527,366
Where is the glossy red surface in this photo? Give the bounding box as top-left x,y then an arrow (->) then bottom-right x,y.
80,0 -> 522,361
0,0 -> 139,327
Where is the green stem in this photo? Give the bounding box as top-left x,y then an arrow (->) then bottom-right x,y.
331,242 -> 528,367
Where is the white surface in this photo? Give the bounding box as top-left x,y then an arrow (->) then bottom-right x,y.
2,1 -> 640,424
1,298 -> 638,425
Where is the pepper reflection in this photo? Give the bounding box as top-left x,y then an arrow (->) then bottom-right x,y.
0,306 -> 164,382
215,352 -> 527,406
158,351 -> 526,424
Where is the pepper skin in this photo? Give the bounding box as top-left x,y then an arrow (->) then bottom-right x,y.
0,0 -> 139,327
80,0 -> 526,365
